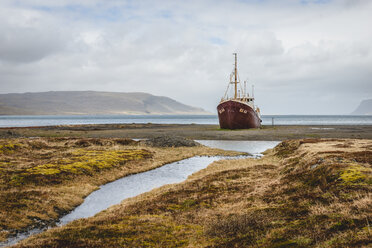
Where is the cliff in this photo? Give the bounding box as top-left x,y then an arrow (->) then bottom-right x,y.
351,99 -> 372,115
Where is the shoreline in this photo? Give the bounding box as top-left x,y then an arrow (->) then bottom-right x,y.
1,123 -> 372,140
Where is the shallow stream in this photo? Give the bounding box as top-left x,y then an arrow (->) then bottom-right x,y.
1,140 -> 279,247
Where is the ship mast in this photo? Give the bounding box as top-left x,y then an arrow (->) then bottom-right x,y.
233,53 -> 238,99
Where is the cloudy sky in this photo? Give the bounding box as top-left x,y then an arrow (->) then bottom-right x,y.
0,0 -> 371,114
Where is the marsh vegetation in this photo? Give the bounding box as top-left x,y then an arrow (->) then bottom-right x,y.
9,138 -> 372,247
0,137 -> 238,243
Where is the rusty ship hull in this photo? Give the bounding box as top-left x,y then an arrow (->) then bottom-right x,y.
217,100 -> 261,129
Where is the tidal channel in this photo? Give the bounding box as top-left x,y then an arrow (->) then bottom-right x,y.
1,140 -> 279,247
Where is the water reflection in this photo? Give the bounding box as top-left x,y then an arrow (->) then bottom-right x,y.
197,140 -> 280,156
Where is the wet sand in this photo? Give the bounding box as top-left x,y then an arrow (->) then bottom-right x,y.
2,123 -> 372,140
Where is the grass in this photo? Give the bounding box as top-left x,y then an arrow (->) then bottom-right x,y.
0,137 -> 239,242
339,165 -> 370,185
10,149 -> 152,186
0,143 -> 21,153
9,138 -> 372,247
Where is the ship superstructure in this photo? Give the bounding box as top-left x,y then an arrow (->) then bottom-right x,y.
217,53 -> 261,129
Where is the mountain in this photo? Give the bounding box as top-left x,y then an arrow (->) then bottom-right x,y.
351,99 -> 372,115
0,91 -> 211,115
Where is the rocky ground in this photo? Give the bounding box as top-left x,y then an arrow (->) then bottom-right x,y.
143,136 -> 201,147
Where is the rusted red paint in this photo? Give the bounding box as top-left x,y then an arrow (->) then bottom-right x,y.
217,100 -> 261,129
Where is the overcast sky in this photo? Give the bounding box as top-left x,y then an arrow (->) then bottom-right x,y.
0,0 -> 371,114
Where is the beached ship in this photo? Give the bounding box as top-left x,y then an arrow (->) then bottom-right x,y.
217,53 -> 261,129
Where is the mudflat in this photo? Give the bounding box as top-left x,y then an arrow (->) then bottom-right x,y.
1,124 -> 372,140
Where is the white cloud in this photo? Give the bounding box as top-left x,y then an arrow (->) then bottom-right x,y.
0,0 -> 371,114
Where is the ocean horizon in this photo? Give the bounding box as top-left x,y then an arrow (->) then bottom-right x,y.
1,114 -> 372,128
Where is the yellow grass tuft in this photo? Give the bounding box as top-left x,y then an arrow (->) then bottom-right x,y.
339,165 -> 371,185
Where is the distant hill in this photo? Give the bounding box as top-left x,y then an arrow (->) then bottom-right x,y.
0,91 -> 211,115
351,99 -> 372,115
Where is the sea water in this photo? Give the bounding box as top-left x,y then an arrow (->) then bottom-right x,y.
0,115 -> 372,127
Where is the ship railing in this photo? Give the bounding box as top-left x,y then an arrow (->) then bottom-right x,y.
221,97 -> 255,102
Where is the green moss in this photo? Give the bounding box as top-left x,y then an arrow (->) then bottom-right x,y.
181,199 -> 197,209
329,219 -> 353,232
26,164 -> 62,175
324,228 -> 371,248
9,175 -> 24,186
0,143 -> 21,153
292,237 -> 312,246
167,204 -> 182,210
12,149 -> 152,184
167,199 -> 198,211
339,165 -> 371,185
